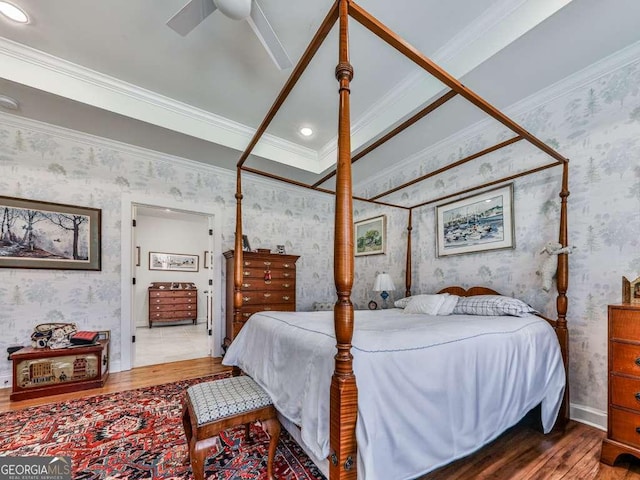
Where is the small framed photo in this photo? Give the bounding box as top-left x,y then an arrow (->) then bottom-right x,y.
97,330 -> 110,342
242,235 -> 251,252
632,276 -> 640,305
355,215 -> 386,257
276,245 -> 286,254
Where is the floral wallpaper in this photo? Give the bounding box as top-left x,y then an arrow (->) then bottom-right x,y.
0,122 -> 336,387
1,50 -> 639,424
355,56 -> 640,418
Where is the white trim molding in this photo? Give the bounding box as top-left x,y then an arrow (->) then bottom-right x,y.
570,402 -> 607,431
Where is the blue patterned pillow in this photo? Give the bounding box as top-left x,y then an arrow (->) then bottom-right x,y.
452,295 -> 537,317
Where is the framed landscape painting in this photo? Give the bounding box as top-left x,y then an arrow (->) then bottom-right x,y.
355,215 -> 386,257
436,184 -> 514,257
0,196 -> 101,270
149,252 -> 199,272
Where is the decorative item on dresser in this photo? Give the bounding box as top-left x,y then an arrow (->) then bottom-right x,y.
601,303 -> 640,465
223,250 -> 298,350
148,282 -> 198,328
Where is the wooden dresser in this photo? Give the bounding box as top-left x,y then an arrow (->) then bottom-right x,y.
224,250 -> 299,349
148,282 -> 198,327
601,303 -> 640,464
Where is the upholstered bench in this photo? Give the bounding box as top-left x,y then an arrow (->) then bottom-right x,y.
182,375 -> 281,480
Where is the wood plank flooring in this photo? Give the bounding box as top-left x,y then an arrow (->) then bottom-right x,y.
1,357 -> 639,479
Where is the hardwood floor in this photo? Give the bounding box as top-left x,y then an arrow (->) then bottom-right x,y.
1,357 -> 639,479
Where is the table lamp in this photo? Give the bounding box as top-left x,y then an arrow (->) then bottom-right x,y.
373,272 -> 395,309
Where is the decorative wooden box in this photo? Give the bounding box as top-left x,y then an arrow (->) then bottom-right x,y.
10,340 -> 109,401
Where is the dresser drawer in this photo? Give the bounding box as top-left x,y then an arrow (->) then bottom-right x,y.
238,304 -> 296,319
241,291 -> 295,306
610,306 -> 640,342
611,407 -> 640,449
242,267 -> 296,281
150,303 -> 197,312
611,375 -> 640,411
149,290 -> 197,298
612,342 -> 640,376
150,310 -> 197,320
242,258 -> 296,270
240,279 -> 294,291
150,296 -> 196,306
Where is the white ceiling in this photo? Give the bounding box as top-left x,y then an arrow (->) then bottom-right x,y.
1,0 -> 639,186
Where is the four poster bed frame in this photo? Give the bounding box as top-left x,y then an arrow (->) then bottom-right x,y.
230,1 -> 571,478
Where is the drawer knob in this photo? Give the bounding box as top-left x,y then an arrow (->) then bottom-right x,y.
243,271 -> 250,276
244,261 -> 251,266
283,283 -> 290,288
264,261 -> 271,266
242,283 -> 251,288
636,427 -> 640,434
283,296 -> 290,301
243,296 -> 251,302
243,313 -> 250,318
283,263 -> 290,268
283,273 -> 290,278
635,393 -> 640,402
635,357 -> 640,367
264,293 -> 271,298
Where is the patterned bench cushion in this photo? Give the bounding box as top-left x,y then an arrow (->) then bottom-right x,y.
187,376 -> 273,426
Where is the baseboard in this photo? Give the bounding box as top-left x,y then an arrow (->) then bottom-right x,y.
570,402 -> 607,431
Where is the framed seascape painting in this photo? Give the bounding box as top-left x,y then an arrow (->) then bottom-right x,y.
0,196 -> 101,270
149,252 -> 199,272
355,214 -> 386,257
436,184 -> 514,257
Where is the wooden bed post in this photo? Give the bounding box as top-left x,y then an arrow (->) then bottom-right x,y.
330,0 -> 357,479
556,161 -> 570,426
405,209 -> 413,297
232,168 -> 244,369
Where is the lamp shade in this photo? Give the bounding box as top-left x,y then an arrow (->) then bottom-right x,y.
373,273 -> 395,292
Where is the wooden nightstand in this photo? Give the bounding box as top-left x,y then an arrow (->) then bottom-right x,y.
601,304 -> 640,464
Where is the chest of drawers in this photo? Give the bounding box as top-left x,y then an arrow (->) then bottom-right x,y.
224,250 -> 299,349
148,282 -> 198,327
601,304 -> 640,464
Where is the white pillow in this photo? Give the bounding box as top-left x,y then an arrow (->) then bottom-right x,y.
403,294 -> 447,315
394,297 -> 412,309
436,295 -> 459,315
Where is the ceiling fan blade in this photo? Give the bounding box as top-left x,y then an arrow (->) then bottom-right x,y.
167,0 -> 217,36
247,0 -> 292,70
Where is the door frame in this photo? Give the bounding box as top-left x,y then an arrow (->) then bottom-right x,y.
120,193 -> 223,371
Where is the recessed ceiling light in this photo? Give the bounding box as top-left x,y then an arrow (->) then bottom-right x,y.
0,94 -> 19,111
299,127 -> 313,137
0,2 -> 29,23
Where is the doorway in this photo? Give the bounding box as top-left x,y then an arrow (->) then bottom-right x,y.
133,206 -> 211,367
120,194 -> 223,372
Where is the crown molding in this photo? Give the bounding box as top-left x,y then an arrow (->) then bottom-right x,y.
354,38 -> 640,194
0,36 -> 320,172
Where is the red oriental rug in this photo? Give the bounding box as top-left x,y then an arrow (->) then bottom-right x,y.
0,374 -> 326,479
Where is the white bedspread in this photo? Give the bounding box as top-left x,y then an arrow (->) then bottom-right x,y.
222,309 -> 565,480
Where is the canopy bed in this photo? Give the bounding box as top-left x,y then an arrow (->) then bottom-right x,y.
225,1 -> 571,479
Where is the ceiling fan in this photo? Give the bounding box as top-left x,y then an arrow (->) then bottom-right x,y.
167,0 -> 293,70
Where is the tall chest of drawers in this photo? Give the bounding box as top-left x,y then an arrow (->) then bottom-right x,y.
223,250 -> 299,349
148,282 -> 198,327
601,304 -> 640,464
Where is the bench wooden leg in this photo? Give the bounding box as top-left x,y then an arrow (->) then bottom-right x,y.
262,417 -> 281,480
